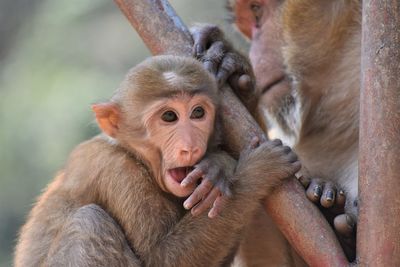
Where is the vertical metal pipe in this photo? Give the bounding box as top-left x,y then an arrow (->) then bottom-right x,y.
113,0 -> 349,265
358,0 -> 400,265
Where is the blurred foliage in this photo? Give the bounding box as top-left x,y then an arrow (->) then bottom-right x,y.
0,0 -> 247,266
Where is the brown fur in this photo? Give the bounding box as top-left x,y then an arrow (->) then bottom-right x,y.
281,0 -> 361,218
15,55 -> 300,267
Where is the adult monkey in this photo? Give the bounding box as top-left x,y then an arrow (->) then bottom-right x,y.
192,0 -> 360,262
15,55 -> 301,267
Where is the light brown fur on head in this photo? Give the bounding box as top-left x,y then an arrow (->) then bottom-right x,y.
113,56 -> 218,143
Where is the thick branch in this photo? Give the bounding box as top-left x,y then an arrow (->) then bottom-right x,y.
358,0 -> 400,265
113,0 -> 349,265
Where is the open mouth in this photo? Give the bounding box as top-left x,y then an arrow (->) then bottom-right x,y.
261,75 -> 286,94
167,166 -> 193,183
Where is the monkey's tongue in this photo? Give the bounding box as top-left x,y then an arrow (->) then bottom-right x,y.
168,167 -> 190,183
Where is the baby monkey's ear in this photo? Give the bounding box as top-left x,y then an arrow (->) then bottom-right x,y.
92,102 -> 120,138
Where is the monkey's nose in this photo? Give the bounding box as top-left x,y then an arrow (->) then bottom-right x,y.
179,147 -> 201,163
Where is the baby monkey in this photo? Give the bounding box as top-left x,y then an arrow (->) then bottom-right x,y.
15,55 -> 300,267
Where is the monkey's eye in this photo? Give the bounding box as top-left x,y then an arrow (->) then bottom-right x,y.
161,110 -> 178,122
190,106 -> 205,119
250,2 -> 263,28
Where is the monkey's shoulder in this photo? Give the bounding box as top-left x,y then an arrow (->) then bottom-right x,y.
68,134 -> 139,164
63,135 -> 149,186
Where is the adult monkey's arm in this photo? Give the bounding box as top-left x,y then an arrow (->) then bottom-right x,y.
113,1 -> 349,266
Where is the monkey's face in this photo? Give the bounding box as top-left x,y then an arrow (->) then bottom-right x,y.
93,56 -> 219,198
143,93 -> 216,197
231,0 -> 291,114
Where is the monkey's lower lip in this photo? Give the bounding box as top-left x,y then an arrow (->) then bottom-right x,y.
168,167 -> 192,183
261,75 -> 286,94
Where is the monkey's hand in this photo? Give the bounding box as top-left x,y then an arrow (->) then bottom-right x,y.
236,138 -> 301,192
298,176 -> 356,260
299,176 -> 357,235
181,151 -> 236,218
190,24 -> 258,110
298,176 -> 346,209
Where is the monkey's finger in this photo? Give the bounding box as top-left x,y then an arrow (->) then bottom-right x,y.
320,183 -> 336,208
216,51 -> 252,88
202,41 -> 226,75
192,38 -> 206,58
270,139 -> 283,147
281,145 -> 292,154
270,143 -> 289,154
238,74 -> 254,93
298,176 -> 311,188
296,173 -> 310,188
213,176 -> 233,197
241,136 -> 260,157
183,179 -> 213,210
228,73 -> 254,94
224,53 -> 254,90
291,160 -> 302,174
191,27 -> 208,57
329,189 -> 346,215
306,179 -> 323,203
336,189 -> 346,208
192,41 -> 204,58
334,213 -> 356,238
248,136 -> 260,149
202,165 -> 221,185
181,168 -> 204,188
216,55 -> 237,87
208,195 -> 228,218
191,25 -> 224,58
286,151 -> 298,163
191,187 -> 221,217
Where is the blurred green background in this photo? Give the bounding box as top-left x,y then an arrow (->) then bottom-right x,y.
0,0 -> 248,265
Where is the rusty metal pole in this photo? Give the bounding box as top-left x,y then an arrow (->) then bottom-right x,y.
358,0 -> 400,265
113,0 -> 349,265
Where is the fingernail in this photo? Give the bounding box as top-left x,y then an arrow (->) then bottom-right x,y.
238,75 -> 251,91
313,185 -> 322,197
181,180 -> 188,187
196,45 -> 203,57
339,190 -> 345,196
326,190 -> 334,202
208,210 -> 216,218
183,200 -> 191,210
